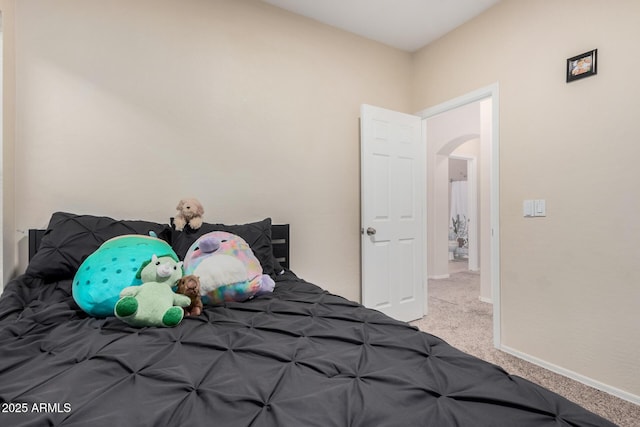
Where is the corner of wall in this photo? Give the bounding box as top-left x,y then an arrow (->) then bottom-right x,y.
1,0 -> 16,287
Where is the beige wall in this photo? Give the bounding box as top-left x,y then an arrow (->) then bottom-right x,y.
413,0 -> 640,399
12,0 -> 413,301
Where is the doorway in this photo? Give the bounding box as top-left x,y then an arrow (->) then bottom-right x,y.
417,83 -> 501,348
448,154 -> 478,275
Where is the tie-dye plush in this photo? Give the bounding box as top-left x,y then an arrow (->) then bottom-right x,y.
183,231 -> 275,304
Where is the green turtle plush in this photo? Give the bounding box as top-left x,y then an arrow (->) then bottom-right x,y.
73,234 -> 179,318
115,254 -> 191,327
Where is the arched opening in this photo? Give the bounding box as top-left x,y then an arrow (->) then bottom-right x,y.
424,97 -> 494,311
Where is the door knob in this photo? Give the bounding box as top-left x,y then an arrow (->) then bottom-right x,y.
366,227 -> 377,236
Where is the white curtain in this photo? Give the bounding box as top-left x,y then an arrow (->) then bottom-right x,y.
450,181 -> 468,224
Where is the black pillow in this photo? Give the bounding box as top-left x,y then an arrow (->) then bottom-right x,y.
171,218 -> 276,277
26,212 -> 171,281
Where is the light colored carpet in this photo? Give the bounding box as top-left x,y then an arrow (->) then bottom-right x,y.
410,265 -> 640,427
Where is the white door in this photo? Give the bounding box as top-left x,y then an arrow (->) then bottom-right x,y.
360,104 -> 426,322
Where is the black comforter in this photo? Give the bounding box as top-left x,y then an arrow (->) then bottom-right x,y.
0,271 -> 615,427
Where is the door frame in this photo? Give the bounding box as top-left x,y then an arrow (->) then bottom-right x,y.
416,83 -> 501,348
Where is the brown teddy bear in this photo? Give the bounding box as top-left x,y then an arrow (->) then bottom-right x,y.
174,198 -> 204,231
175,275 -> 203,316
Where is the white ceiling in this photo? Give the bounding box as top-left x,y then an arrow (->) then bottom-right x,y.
261,0 -> 501,52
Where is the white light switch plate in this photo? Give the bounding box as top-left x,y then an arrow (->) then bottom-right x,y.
523,200 -> 534,217
524,199 -> 546,217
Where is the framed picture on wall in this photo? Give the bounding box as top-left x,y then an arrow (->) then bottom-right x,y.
566,49 -> 597,82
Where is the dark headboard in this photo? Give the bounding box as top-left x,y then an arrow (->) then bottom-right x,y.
271,224 -> 290,270
28,225 -> 290,270
28,229 -> 47,262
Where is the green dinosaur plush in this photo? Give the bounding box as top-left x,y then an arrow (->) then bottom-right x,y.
115,254 -> 191,328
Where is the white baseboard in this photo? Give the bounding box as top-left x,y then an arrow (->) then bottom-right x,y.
429,274 -> 450,279
500,344 -> 640,406
478,296 -> 492,304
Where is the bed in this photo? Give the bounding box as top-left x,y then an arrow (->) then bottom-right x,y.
0,212 -> 616,427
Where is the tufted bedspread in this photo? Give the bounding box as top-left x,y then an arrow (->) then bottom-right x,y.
0,270 -> 616,427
